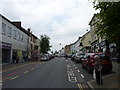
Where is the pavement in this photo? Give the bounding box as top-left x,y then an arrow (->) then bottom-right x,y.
87,61 -> 120,89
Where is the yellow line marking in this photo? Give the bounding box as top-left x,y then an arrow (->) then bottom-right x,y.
11,76 -> 19,80
77,84 -> 83,90
31,68 -> 35,70
2,62 -> 35,73
24,71 -> 29,74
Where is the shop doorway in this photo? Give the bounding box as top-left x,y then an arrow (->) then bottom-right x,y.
2,48 -> 11,63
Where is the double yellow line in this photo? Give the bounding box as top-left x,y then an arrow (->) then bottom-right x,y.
77,84 -> 83,90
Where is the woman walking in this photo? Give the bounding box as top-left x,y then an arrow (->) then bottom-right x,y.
94,55 -> 103,85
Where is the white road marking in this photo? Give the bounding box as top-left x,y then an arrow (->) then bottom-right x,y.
80,74 -> 85,78
36,66 -> 39,68
24,71 -> 29,74
75,67 -> 77,69
31,68 -> 35,70
11,76 -> 19,80
0,83 -> 2,86
77,70 -> 80,72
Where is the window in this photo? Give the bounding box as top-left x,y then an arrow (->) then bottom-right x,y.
13,30 -> 16,39
21,34 -> 24,42
8,26 -> 12,37
2,23 -> 6,35
18,32 -> 20,41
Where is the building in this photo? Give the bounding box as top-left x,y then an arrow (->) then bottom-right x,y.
27,29 -> 40,61
70,43 -> 75,54
89,14 -> 99,52
1,14 -> 30,63
73,37 -> 82,53
81,31 -> 92,53
64,45 -> 71,56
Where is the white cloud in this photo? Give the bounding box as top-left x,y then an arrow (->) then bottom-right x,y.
1,0 -> 95,51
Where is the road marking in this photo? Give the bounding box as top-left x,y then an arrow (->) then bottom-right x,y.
2,62 -> 35,73
77,84 -> 83,90
0,83 -> 2,86
31,68 -> 35,70
11,76 -> 19,80
80,74 -> 85,78
36,66 -> 39,68
75,67 -> 77,69
24,71 -> 29,74
77,70 -> 80,72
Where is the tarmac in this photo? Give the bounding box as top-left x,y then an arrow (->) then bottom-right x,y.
87,61 -> 120,89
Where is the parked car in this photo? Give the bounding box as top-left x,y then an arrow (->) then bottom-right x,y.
40,54 -> 50,61
74,53 -> 85,63
71,54 -> 75,61
82,53 -> 112,73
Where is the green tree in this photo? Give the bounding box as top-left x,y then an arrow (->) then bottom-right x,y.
40,34 -> 51,54
93,1 -> 120,62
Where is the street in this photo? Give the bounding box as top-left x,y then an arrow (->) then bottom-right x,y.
2,57 -> 92,89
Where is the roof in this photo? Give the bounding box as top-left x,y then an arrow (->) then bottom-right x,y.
89,14 -> 97,25
0,14 -> 30,36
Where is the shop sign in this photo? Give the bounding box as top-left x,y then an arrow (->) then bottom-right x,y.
2,42 -> 12,49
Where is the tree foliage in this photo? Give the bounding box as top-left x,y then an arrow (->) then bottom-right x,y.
40,34 -> 51,54
93,2 -> 120,44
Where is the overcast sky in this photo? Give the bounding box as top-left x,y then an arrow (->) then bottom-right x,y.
1,0 -> 96,52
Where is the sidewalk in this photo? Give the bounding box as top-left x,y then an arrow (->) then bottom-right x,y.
87,61 -> 120,89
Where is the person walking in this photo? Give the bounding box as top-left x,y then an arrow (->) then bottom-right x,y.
12,53 -> 17,63
94,55 -> 103,85
65,54 -> 68,59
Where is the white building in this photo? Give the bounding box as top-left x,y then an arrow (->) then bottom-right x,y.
1,14 -> 30,63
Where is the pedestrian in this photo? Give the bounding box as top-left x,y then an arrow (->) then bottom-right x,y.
12,53 -> 17,63
94,55 -> 103,85
65,54 -> 68,59
16,55 -> 19,63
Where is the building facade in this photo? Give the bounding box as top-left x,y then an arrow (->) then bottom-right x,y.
1,14 -> 30,63
81,31 -> 92,53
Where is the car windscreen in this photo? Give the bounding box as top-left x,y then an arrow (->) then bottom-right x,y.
96,54 -> 105,59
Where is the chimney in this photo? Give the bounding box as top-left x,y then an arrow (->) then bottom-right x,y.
27,28 -> 31,32
12,22 -> 21,28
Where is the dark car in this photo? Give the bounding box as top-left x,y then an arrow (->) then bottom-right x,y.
71,54 -> 75,61
40,54 -> 49,61
82,53 -> 112,73
74,53 -> 85,63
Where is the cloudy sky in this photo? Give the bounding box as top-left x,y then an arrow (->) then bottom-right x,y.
1,0 -> 96,52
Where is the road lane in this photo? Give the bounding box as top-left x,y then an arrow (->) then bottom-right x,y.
3,58 -> 79,88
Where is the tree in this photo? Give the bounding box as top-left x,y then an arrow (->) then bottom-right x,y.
93,1 -> 120,62
40,34 -> 51,54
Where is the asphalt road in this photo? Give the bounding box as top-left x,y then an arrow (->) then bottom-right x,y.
2,57 -> 91,89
